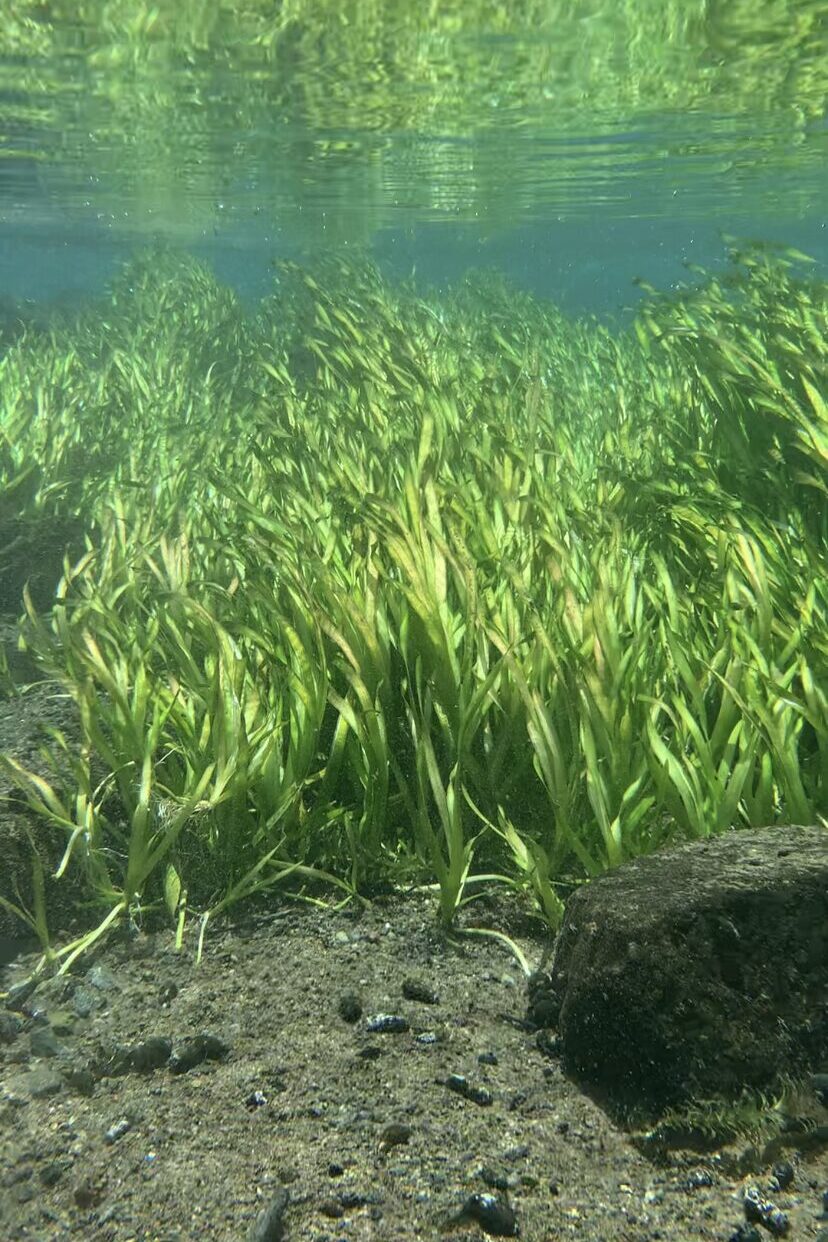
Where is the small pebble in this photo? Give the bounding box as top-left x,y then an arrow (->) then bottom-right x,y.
744,1186 -> 789,1236
365,1014 -> 409,1034
379,1123 -> 412,1150
770,1161 -> 794,1192
686,1169 -> 714,1190
444,1073 -> 493,1106
104,1118 -> 131,1145
454,1193 -> 518,1237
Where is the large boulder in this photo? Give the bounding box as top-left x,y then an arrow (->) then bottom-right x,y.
528,825 -> 828,1121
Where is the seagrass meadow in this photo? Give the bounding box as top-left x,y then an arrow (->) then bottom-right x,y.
0,243 -> 826,978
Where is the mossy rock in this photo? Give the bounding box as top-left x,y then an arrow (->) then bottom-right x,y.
528,825 -> 828,1125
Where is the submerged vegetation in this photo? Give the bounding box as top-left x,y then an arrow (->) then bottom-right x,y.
636,1075 -> 825,1156
0,244 -> 826,974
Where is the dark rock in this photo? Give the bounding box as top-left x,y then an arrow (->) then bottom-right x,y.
479,1165 -> 511,1192
444,1073 -> 493,1106
169,1033 -> 230,1073
818,1187 -> 828,1219
71,986 -> 102,1018
0,1011 -> 21,1043
104,1118 -> 132,1144
61,1063 -> 96,1095
531,825 -> 828,1118
743,1185 -> 789,1235
6,977 -> 38,1011
339,1191 -> 372,1208
338,992 -> 362,1022
401,977 -> 439,1004
502,1144 -> 530,1159
378,1122 -> 412,1150
92,1042 -> 135,1077
452,1193 -> 518,1236
535,1030 -> 559,1058
526,969 -> 559,1029
39,1161 -> 66,1186
6,1066 -> 63,1100
769,1161 -> 794,1191
685,1169 -> 714,1190
85,964 -> 118,992
365,1013 -> 409,1033
129,1036 -> 173,1072
95,1035 -> 171,1075
73,1170 -> 106,1209
29,1026 -> 62,1058
5,1163 -> 33,1185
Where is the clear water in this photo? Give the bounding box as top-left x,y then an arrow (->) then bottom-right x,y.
1,10 -> 827,1192
1,2 -> 825,313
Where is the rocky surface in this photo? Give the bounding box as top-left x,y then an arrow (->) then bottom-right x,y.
528,825 -> 828,1122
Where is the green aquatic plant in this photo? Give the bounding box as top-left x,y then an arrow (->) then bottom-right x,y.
637,244 -> 828,535
637,1075 -> 822,1154
0,245 -> 825,980
0,829 -> 55,968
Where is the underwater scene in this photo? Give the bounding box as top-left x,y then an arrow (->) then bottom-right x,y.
0,3 -> 826,1240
